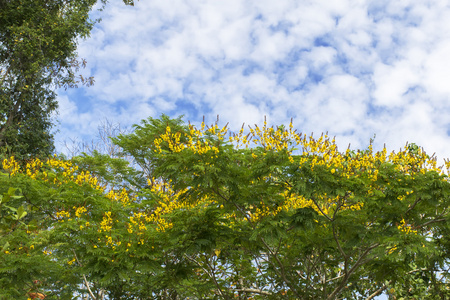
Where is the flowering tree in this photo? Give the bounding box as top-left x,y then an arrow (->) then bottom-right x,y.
1,115 -> 449,299
123,116 -> 450,299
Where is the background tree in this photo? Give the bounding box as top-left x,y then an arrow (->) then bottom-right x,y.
0,0 -> 134,159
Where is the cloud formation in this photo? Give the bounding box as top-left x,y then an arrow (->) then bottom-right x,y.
56,0 -> 450,163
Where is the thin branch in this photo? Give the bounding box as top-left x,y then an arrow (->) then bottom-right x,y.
327,243 -> 380,300
405,197 -> 422,215
296,270 -> 308,281
365,284 -> 387,300
0,64 -> 12,86
364,266 -> 433,300
233,288 -> 272,295
212,188 -> 255,228
184,254 -> 230,300
347,243 -> 379,277
184,254 -> 213,278
332,224 -> 348,274
310,196 -> 332,221
416,218 -> 446,229
213,187 -> 301,297
203,254 -> 230,300
274,237 -> 283,256
326,274 -> 345,283
331,192 -> 349,221
259,237 -> 303,299
73,250 -> 96,300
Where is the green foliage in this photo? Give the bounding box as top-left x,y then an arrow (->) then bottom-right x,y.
72,150 -> 146,191
111,114 -> 189,179
0,115 -> 449,299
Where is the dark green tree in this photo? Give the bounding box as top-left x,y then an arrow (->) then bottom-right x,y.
0,0 -> 134,159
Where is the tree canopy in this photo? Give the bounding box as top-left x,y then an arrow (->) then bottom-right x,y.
1,115 -> 449,299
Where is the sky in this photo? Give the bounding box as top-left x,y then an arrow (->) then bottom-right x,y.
55,0 -> 450,167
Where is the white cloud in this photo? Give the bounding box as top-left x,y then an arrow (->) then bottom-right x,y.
56,95 -> 77,120
372,60 -> 420,107
423,41 -> 450,99
54,0 -> 450,164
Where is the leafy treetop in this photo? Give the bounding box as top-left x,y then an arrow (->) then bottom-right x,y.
0,115 -> 449,299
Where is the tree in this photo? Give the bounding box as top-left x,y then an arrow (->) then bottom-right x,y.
115,116 -> 450,299
0,0 -> 134,158
0,115 -> 449,299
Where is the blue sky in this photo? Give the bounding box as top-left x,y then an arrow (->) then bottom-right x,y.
55,0 -> 450,167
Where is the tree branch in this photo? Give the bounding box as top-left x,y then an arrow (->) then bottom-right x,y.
326,274 -> 345,283
233,288 -> 272,295
327,243 -> 380,300
73,250 -> 96,300
332,224 -> 348,274
259,237 -> 303,299
212,187 -> 255,228
365,284 -> 387,300
405,197 -> 422,215
310,196 -> 332,221
184,254 -> 230,300
203,254 -> 230,300
416,218 -> 446,229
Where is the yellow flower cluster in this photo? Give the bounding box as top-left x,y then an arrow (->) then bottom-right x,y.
249,203 -> 283,222
142,179 -> 195,232
2,156 -> 104,191
122,179 -> 217,234
152,122 -> 448,194
243,120 -> 293,151
56,210 -> 70,220
74,206 -> 87,218
389,148 -> 441,175
129,212 -> 148,233
74,171 -> 103,191
445,159 -> 450,173
153,124 -> 224,156
24,158 -> 44,179
99,211 -> 113,233
248,191 -> 363,222
2,156 -> 145,251
106,188 -> 133,206
397,218 -> 417,235
2,156 -> 20,175
98,211 -> 118,248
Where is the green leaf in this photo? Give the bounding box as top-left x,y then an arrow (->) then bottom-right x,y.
290,206 -> 319,229
17,206 -> 27,220
1,241 -> 9,250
